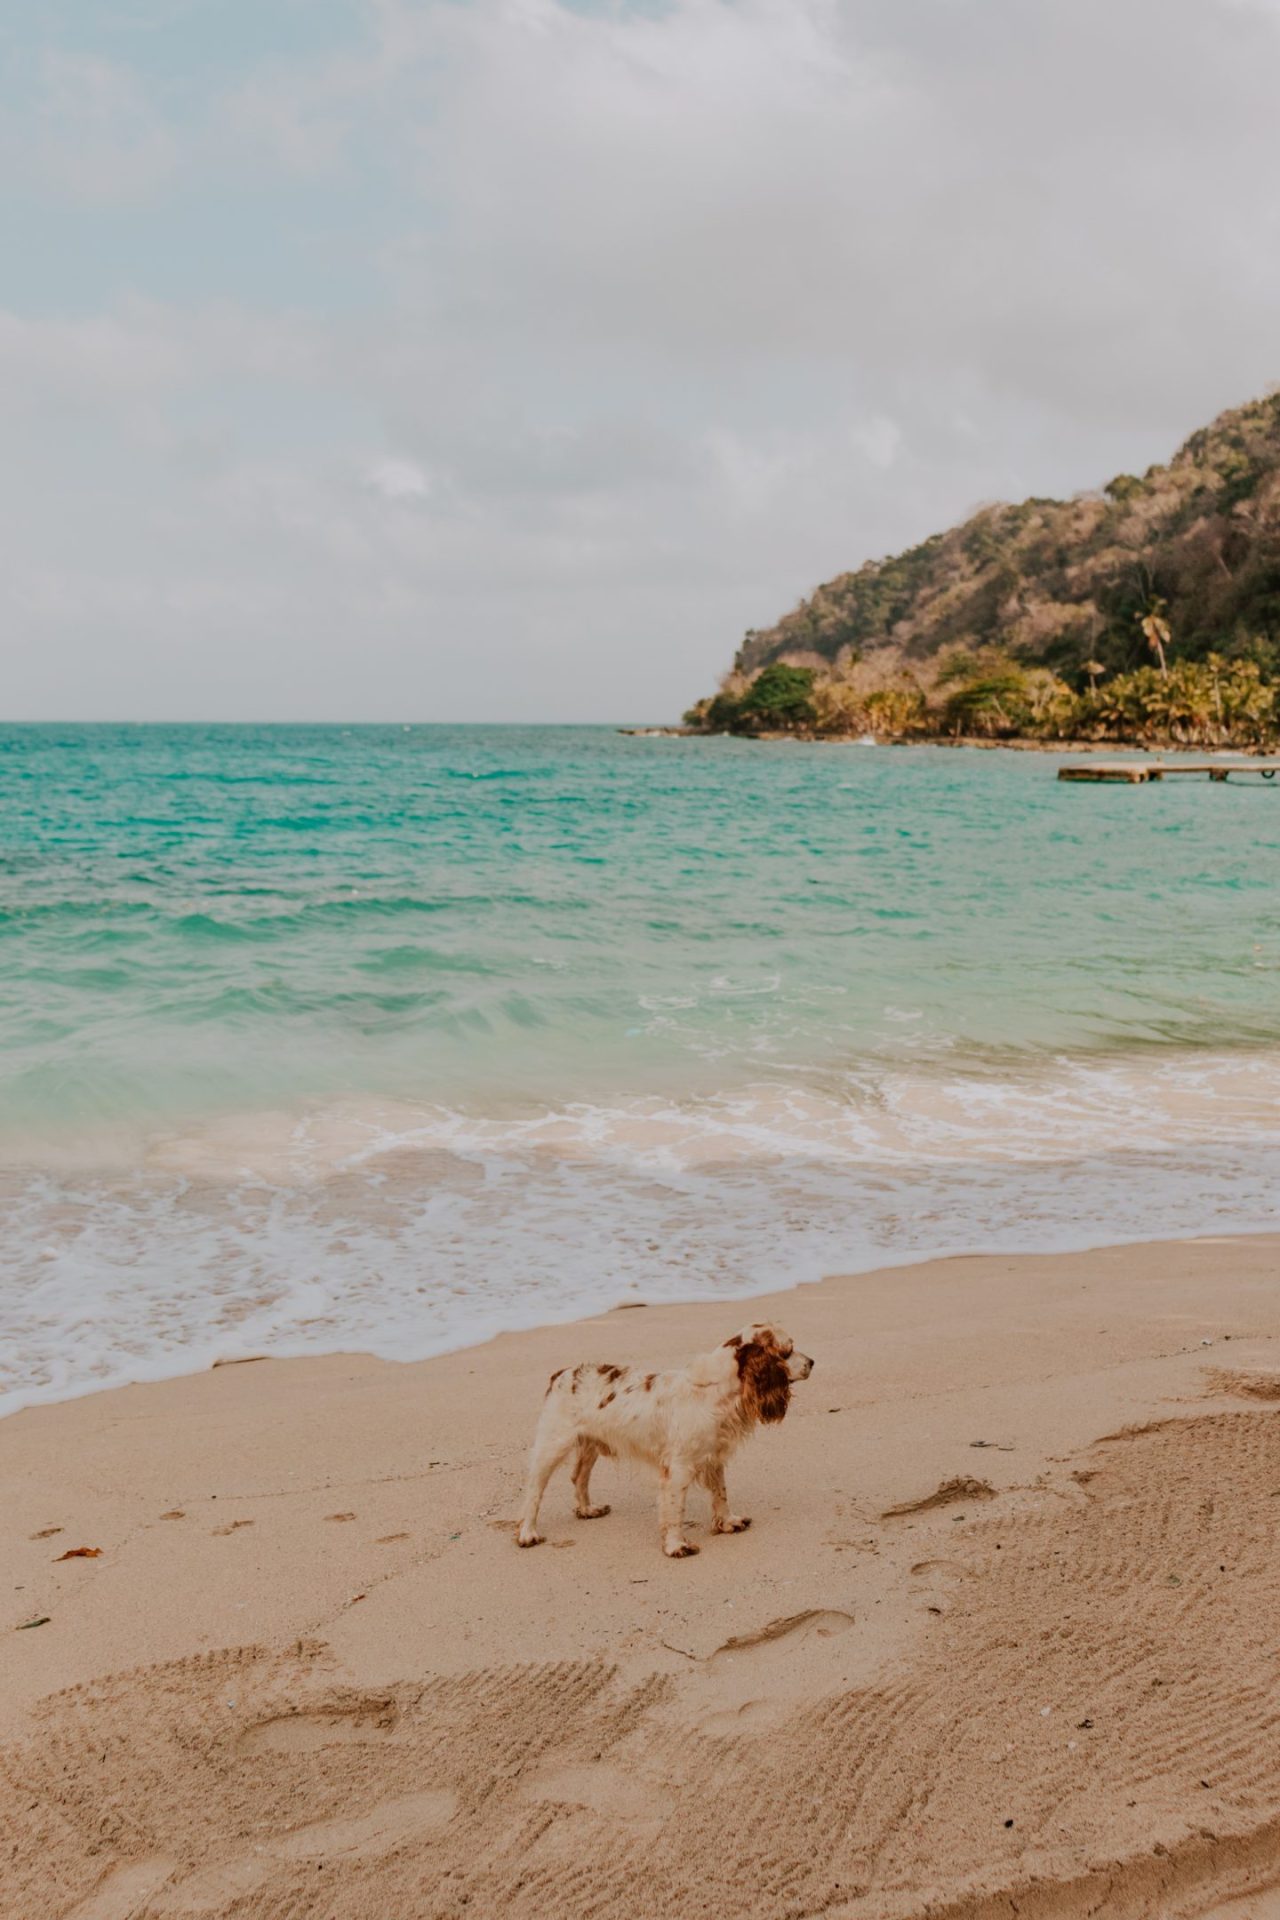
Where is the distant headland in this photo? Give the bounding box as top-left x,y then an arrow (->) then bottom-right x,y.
680,387 -> 1280,749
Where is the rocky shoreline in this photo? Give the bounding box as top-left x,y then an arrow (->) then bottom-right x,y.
618,728 -> 1275,753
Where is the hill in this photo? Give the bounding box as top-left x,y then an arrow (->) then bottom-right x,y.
685,388 -> 1280,745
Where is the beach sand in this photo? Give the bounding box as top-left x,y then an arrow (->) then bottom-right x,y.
4,1234 -> 1280,1919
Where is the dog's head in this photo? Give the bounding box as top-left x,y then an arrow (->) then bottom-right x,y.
724,1322 -> 813,1424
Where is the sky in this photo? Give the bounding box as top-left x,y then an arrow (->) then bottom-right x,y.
3,0 -> 1280,723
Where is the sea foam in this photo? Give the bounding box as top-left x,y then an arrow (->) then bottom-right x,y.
4,1050 -> 1280,1417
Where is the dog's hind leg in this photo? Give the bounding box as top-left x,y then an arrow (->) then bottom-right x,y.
572,1440 -> 611,1520
517,1423 -> 575,1548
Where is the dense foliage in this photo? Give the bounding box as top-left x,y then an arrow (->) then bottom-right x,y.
686,389 -> 1280,745
730,663 -> 816,728
684,653 -> 1278,746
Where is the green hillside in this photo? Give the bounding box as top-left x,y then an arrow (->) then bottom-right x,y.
686,388 -> 1280,744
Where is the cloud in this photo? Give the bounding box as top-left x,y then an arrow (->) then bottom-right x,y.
364,455 -> 429,500
3,0 -> 1280,719
0,301 -> 333,429
853,416 -> 902,472
26,50 -> 179,201
220,48 -> 385,177
406,0 -> 1280,417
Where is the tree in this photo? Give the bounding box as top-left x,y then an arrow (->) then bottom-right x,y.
942,668 -> 1030,736
863,683 -> 926,735
738,663 -> 817,727
1135,597 -> 1171,675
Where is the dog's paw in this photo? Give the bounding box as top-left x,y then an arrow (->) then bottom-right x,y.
713,1515 -> 752,1534
575,1503 -> 611,1520
516,1530 -> 544,1548
664,1540 -> 700,1558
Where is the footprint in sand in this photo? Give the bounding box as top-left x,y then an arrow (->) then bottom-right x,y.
670,1609 -> 858,1736
65,1858 -> 179,1919
151,1854 -> 272,1913
882,1476 -> 995,1519
152,1789 -> 458,1912
237,1692 -> 402,1755
211,1519 -> 254,1536
153,1793 -> 457,1912
1202,1889 -> 1280,1919
909,1556 -> 980,1616
520,1760 -> 669,1831
271,1790 -> 456,1859
1206,1364 -> 1280,1401
707,1609 -> 855,1663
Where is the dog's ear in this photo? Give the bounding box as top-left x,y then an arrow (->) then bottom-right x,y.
735,1341 -> 791,1425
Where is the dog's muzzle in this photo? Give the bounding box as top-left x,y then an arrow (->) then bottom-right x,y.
786,1352 -> 814,1381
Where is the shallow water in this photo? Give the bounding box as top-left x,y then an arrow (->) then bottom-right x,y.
3,723 -> 1279,1412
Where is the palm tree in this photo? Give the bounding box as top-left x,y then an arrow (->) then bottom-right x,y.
1135,598 -> 1171,675
1082,658 -> 1105,693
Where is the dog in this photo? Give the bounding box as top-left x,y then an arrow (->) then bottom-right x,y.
516,1321 -> 813,1558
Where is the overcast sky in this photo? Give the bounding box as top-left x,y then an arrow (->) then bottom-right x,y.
3,0 -> 1280,722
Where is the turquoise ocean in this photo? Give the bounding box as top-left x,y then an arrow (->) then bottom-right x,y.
3,723 -> 1280,1415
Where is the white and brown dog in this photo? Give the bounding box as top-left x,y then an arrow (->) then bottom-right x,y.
516,1321 -> 813,1558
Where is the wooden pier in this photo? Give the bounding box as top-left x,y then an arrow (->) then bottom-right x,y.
1059,760 -> 1280,784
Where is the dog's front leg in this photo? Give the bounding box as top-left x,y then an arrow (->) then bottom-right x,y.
659,1459 -> 698,1557
705,1462 -> 751,1535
